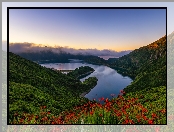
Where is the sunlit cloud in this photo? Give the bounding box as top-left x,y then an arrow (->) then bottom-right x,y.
9,42 -> 132,57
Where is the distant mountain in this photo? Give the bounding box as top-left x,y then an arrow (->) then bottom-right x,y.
14,50 -> 107,65
109,35 -> 166,93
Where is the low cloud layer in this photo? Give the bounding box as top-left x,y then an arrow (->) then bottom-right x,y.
9,42 -> 132,57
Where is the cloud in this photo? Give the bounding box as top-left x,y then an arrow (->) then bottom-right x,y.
9,42 -> 132,57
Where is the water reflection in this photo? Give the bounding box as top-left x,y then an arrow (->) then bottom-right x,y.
40,62 -> 132,102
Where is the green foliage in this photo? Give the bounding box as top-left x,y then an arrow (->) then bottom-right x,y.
67,66 -> 94,79
9,52 -> 98,123
109,36 -> 166,93
10,87 -> 166,124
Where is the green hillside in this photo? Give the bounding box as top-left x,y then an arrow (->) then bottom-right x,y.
109,36 -> 166,93
9,52 -> 98,123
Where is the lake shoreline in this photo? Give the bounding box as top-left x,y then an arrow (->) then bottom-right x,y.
41,62 -> 133,101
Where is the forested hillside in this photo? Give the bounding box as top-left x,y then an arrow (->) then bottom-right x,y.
9,52 -> 98,123
109,36 -> 166,93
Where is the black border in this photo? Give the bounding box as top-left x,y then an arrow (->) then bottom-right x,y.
7,7 -> 167,125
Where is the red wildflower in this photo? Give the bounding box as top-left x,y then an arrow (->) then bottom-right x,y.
125,119 -> 129,124
148,119 -> 154,124
90,111 -> 94,115
129,119 -> 134,124
142,108 -> 148,113
101,97 -> 105,101
99,114 -> 102,117
51,121 -> 55,124
152,113 -> 158,118
160,109 -> 166,114
104,98 -> 109,103
136,114 -> 141,119
142,115 -> 148,120
116,112 -> 122,117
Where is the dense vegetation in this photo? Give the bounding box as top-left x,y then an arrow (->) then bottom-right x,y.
109,36 -> 166,93
8,35 -> 167,124
9,52 -> 98,123
11,88 -> 166,124
67,66 -> 94,79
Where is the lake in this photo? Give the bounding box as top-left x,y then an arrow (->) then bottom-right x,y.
41,61 -> 133,102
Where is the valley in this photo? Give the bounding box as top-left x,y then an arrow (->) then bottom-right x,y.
8,35 -> 167,124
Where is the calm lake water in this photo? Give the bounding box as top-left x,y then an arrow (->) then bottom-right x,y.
41,60 -> 133,102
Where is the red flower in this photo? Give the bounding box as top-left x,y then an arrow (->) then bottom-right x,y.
99,97 -> 105,101
160,109 -> 166,114
116,112 -> 122,117
99,114 -> 102,117
125,119 -> 129,124
142,115 -> 148,120
148,119 -> 153,124
90,111 -> 94,115
152,113 -> 157,118
136,114 -> 141,119
51,121 -> 55,124
142,108 -> 148,113
104,98 -> 109,103
129,119 -> 134,124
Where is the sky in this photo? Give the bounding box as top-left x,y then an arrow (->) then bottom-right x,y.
8,8 -> 166,52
